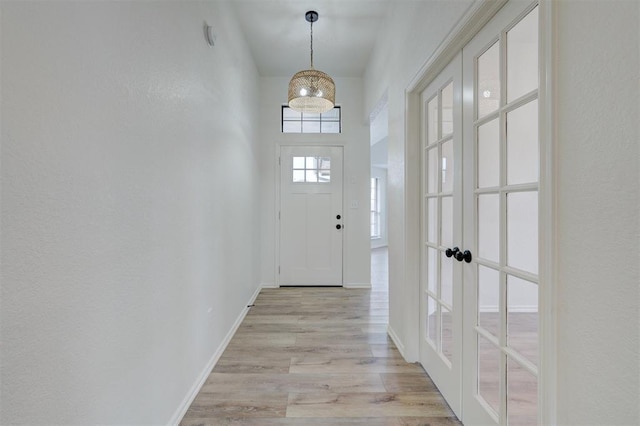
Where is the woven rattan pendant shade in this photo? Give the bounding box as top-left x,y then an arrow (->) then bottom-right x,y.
288,69 -> 335,113
288,11 -> 335,114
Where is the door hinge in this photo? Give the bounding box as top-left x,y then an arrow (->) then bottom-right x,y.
278,266 -> 281,274
279,157 -> 281,166
279,211 -> 281,220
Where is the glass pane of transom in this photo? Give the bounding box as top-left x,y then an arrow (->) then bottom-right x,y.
441,139 -> 454,193
507,359 -> 537,425
441,82 -> 454,136
478,265 -> 500,338
478,42 -> 500,119
322,108 -> 340,120
507,100 -> 538,185
507,6 -> 539,103
283,121 -> 302,133
322,121 -> 340,133
302,120 -> 321,133
507,191 -> 538,274
507,275 -> 538,367
477,118 -> 500,188
478,334 -> 501,415
427,96 -> 439,144
283,107 -> 301,120
478,193 -> 500,262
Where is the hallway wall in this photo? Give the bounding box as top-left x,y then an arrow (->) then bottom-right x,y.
1,1 -> 261,423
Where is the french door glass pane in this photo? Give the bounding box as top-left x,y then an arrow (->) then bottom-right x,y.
428,96 -> 439,144
427,198 -> 437,243
442,306 -> 453,362
478,265 -> 500,338
507,275 -> 539,367
427,247 -> 438,293
427,148 -> 438,193
442,82 -> 454,136
507,100 -> 539,185
507,7 -> 539,102
427,296 -> 438,345
478,194 -> 500,262
440,252 -> 453,304
441,139 -> 454,192
507,359 -> 538,425
478,118 -> 500,188
477,42 -> 500,119
441,196 -> 454,248
478,334 -> 501,415
507,191 -> 538,274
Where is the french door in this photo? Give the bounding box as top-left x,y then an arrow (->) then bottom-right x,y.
420,1 -> 540,424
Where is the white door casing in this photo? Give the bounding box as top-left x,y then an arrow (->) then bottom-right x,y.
279,145 -> 344,286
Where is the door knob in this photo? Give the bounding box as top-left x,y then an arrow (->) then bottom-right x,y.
336,224 -> 342,230
445,247 -> 459,258
454,250 -> 472,263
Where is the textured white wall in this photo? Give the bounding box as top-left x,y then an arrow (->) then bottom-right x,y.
1,1 -> 261,424
555,1 -> 639,424
258,77 -> 371,288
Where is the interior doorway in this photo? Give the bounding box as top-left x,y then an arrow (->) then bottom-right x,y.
369,95 -> 389,294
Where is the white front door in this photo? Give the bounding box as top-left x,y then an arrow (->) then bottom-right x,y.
462,2 -> 540,424
419,52 -> 463,417
279,145 -> 344,286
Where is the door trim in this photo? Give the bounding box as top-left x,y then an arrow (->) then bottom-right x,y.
274,143 -> 347,288
404,0 -> 557,423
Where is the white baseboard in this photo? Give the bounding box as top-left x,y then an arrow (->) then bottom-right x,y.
387,324 -> 406,360
260,282 -> 279,289
169,284 -> 262,425
343,282 -> 372,289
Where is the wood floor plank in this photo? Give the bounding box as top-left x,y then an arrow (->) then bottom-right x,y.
202,372 -> 386,393
286,392 -> 454,418
289,356 -> 425,374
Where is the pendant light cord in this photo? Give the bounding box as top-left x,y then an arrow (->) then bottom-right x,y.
310,18 -> 314,69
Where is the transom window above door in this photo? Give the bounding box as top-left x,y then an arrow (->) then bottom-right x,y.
292,156 -> 331,183
282,106 -> 341,133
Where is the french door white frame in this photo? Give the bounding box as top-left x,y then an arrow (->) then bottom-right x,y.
274,143 -> 347,288
404,0 -> 557,423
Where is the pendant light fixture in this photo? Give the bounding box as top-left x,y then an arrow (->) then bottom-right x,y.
288,11 -> 336,114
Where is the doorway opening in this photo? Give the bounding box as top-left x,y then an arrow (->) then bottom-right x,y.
370,95 -> 389,295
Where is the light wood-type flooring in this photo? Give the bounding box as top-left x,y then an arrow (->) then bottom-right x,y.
181,248 -> 461,425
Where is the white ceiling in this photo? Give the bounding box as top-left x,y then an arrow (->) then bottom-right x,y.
230,0 -> 391,78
